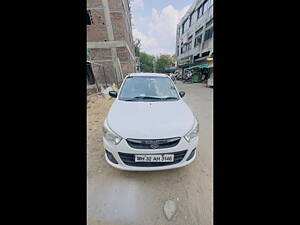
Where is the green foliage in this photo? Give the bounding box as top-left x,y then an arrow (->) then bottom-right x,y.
140,52 -> 155,72
155,55 -> 173,73
133,39 -> 173,73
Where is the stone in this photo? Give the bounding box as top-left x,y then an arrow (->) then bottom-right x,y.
163,200 -> 176,220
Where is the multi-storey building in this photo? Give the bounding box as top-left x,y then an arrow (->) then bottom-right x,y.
176,0 -> 213,74
87,0 -> 136,93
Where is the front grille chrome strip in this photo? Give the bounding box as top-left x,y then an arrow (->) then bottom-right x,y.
126,137 -> 181,149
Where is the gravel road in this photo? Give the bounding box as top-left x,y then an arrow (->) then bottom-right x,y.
87,81 -> 213,225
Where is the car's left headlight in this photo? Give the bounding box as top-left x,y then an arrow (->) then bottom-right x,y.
103,120 -> 122,145
184,120 -> 199,143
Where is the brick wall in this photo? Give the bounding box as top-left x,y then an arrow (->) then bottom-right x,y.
87,0 -> 102,8
121,62 -> 135,77
92,62 -> 117,86
108,0 -> 123,11
87,9 -> 108,42
111,13 -> 127,41
87,0 -> 136,87
88,48 -> 112,61
117,47 -> 130,62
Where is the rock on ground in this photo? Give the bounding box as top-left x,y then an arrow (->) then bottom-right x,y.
164,200 -> 177,220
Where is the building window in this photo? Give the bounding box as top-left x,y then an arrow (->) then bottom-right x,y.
195,27 -> 203,35
182,20 -> 186,34
197,5 -> 203,19
204,27 -> 213,41
206,18 -> 213,27
181,41 -> 191,54
194,27 -> 203,47
87,10 -> 93,25
194,54 -> 200,61
202,51 -> 210,57
182,19 -> 189,34
203,0 -> 209,13
181,45 -> 185,54
203,0 -> 213,13
189,11 -> 196,27
187,36 -> 193,51
194,34 -> 202,47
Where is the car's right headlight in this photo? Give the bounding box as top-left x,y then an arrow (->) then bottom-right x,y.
103,120 -> 122,145
184,120 -> 199,143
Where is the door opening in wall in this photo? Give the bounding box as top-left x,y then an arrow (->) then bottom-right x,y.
87,62 -> 95,85
87,10 -> 92,25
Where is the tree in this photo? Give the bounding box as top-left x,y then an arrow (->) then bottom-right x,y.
133,39 -> 141,57
155,54 -> 173,73
140,52 -> 155,72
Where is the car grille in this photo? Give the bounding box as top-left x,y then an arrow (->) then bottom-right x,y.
126,137 -> 181,149
118,150 -> 187,167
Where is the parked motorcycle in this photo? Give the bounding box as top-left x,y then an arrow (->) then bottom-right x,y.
183,71 -> 193,83
170,73 -> 176,81
175,73 -> 183,80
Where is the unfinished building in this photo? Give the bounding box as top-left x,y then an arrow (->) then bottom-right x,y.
87,0 -> 136,94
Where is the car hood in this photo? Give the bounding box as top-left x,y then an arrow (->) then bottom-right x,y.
106,99 -> 195,139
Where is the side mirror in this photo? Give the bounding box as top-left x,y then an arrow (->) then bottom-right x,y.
109,91 -> 118,98
179,91 -> 185,98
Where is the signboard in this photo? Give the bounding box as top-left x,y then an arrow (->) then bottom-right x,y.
178,56 -> 192,66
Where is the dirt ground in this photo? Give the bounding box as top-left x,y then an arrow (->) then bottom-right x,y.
87,95 -> 114,178
87,82 -> 213,225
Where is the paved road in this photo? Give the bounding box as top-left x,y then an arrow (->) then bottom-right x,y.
88,81 -> 213,225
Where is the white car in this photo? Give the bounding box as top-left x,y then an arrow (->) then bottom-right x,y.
103,73 -> 199,171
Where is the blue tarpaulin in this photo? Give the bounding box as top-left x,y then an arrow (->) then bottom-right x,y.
185,65 -> 209,70
165,68 -> 176,73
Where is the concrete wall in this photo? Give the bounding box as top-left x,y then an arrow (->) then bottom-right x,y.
176,0 -> 213,66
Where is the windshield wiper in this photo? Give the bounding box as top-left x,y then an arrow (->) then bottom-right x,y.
161,97 -> 178,100
122,96 -> 178,101
132,96 -> 162,100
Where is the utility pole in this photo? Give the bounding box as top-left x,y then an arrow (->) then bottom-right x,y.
153,57 -> 156,73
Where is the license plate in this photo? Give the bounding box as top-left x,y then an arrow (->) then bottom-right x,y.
135,154 -> 174,162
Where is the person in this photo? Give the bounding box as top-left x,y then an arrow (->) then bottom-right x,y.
201,68 -> 209,81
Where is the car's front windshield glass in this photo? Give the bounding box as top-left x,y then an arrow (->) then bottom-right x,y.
118,76 -> 179,101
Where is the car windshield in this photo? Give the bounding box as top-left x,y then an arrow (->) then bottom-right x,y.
118,76 -> 179,101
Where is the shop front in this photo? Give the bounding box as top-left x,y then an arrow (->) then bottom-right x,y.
177,56 -> 193,74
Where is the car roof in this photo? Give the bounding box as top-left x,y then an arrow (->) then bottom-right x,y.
127,73 -> 169,78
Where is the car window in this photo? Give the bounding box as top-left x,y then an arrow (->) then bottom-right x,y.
118,76 -> 179,101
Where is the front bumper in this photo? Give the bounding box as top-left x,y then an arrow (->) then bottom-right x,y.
103,136 -> 198,171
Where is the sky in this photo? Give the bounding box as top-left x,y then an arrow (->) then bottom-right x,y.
130,0 -> 193,56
